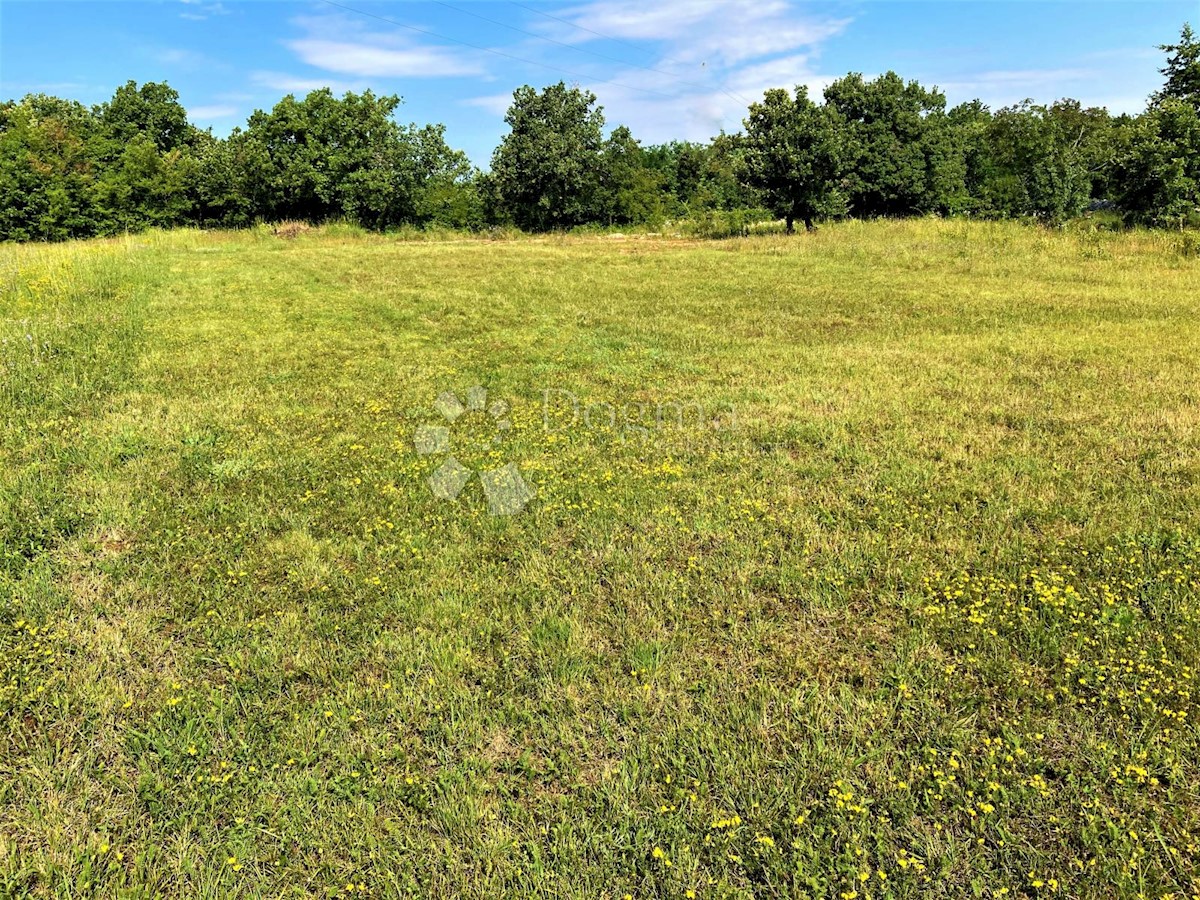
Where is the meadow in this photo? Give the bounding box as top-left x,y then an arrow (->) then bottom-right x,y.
2,220 -> 1199,898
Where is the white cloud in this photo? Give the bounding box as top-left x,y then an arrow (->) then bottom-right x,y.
188,104 -> 238,120
250,71 -> 367,95
509,0 -> 850,142
725,54 -> 818,95
463,93 -> 514,116
552,1 -> 721,42
542,0 -> 848,66
279,12 -> 485,81
579,81 -> 742,144
179,0 -> 227,21
4,81 -> 99,95
935,67 -> 1096,96
1084,94 -> 1155,115
155,48 -> 212,67
287,38 -> 484,78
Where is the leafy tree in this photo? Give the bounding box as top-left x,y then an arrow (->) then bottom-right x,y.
642,139 -> 756,214
0,95 -> 97,240
95,81 -> 192,155
92,134 -> 192,232
241,89 -> 395,223
1045,99 -> 1119,199
7,30 -> 1200,244
490,82 -> 605,230
823,72 -> 965,216
699,134 -> 760,212
1,80 -> 487,240
948,100 -> 999,215
1114,100 -> 1200,226
949,99 -> 1109,219
596,126 -> 663,226
1109,25 -> 1200,225
742,86 -> 842,233
186,129 -> 260,228
237,89 -> 473,229
977,102 -> 1091,222
85,82 -> 195,233
1155,23 -> 1200,108
643,141 -> 705,214
408,124 -> 482,229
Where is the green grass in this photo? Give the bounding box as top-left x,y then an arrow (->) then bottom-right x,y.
2,220 -> 1200,899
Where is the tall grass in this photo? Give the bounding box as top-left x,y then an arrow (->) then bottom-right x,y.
1,220 -> 1199,898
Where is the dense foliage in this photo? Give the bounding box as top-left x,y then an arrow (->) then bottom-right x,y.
1,24 -> 1198,240
822,72 -> 963,218
742,86 -> 843,233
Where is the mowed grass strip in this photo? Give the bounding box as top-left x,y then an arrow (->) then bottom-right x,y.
2,220 -> 1199,898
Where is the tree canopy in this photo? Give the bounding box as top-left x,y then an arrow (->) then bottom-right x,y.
490,82 -> 606,230
1,23 -> 1198,241
1156,23 -> 1200,108
823,72 -> 963,216
742,86 -> 842,232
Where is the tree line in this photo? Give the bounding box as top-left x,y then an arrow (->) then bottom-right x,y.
1,24 -> 1197,242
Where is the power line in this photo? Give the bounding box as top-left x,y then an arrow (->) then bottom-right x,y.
317,0 -> 677,99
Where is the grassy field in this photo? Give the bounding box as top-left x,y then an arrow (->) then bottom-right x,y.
2,220 -> 1199,899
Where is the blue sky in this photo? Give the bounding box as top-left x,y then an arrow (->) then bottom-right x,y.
0,1 -> 1193,165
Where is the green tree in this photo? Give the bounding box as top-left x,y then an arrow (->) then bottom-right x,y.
401,124 -> 480,228
643,141 -> 704,214
186,129 -> 260,228
0,80 -> 487,240
948,100 -> 999,215
950,99 -> 1110,219
0,95 -> 98,240
1154,23 -> 1200,108
88,81 -> 195,233
1045,99 -> 1119,199
823,72 -> 965,216
642,139 -> 757,214
742,86 -> 842,233
95,80 -> 191,155
596,125 -> 664,226
1111,24 -> 1200,225
1115,100 -> 1200,226
979,102 -> 1091,222
699,134 -> 760,212
91,134 -> 192,232
241,89 -> 397,223
490,82 -> 605,230
238,89 -> 471,229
